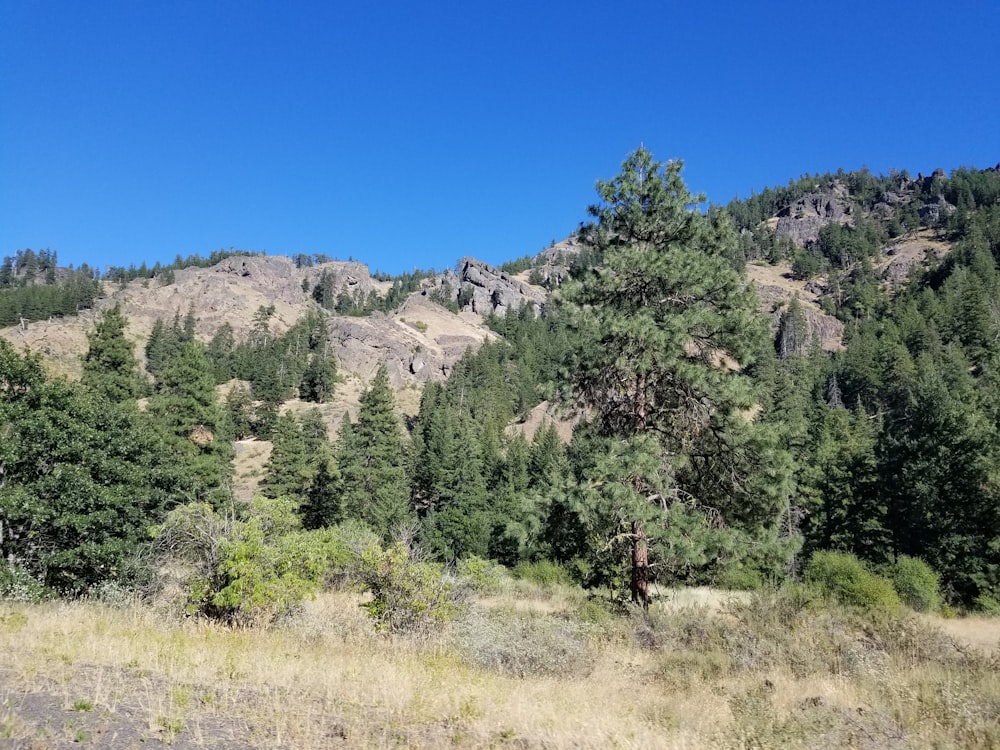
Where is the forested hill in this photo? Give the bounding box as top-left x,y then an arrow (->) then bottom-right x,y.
2,154 -> 1000,616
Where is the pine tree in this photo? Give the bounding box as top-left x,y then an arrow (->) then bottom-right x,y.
559,147 -> 794,605
300,352 -> 337,403
301,447 -> 342,529
148,340 -> 232,506
258,412 -> 312,501
299,407 -> 329,455
336,365 -> 412,537
80,303 -> 143,401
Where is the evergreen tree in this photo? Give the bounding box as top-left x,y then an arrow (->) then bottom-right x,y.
148,340 -> 232,506
258,412 -> 312,501
80,303 -> 142,401
336,365 -> 412,537
301,447 -> 342,529
300,352 -> 337,403
559,147 -> 795,604
299,407 -> 329,455
207,322 -> 236,383
0,340 -> 183,593
223,384 -> 255,440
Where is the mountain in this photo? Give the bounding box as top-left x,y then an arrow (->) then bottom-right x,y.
0,172 -> 963,397
0,252 -> 550,417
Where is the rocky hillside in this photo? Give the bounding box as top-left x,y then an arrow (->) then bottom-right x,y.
0,253 -> 549,414
2,165 -> 973,411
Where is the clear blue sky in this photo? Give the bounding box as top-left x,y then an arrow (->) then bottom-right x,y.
2,1 -> 997,275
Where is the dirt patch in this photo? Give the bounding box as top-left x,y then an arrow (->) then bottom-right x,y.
878,229 -> 953,288
506,401 -> 576,444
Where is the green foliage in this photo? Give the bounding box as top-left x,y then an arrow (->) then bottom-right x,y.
499,254 -> 536,274
311,267 -> 436,315
0,249 -> 100,325
300,447 -> 341,529
299,352 -> 337,403
554,148 -> 794,603
0,340 -> 186,594
337,365 -> 412,538
353,541 -> 463,633
886,556 -> 941,613
804,551 -> 901,615
147,339 -> 232,506
455,556 -> 505,595
513,560 -> 574,588
153,496 -> 352,626
80,304 -> 143,401
104,248 -> 260,285
0,564 -> 52,602
257,412 -> 313,502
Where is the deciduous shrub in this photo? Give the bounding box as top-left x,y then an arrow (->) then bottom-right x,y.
151,496 -> 353,626
353,542 -> 463,633
456,555 -> 505,595
804,551 -> 901,616
512,560 -> 573,588
0,563 -> 51,603
886,555 -> 941,613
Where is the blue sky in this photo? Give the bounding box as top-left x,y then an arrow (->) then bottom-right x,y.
2,1 -> 997,275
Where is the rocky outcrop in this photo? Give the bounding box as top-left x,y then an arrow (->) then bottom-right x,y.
457,258 -> 546,314
328,295 -> 494,389
918,194 -> 957,225
755,284 -> 844,352
532,236 -> 584,288
774,185 -> 855,248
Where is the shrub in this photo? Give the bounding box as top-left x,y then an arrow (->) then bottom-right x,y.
0,564 -> 51,603
512,560 -> 573,588
354,542 -> 463,633
886,556 -> 941,613
973,594 -> 1000,616
805,551 -> 901,616
456,556 -> 505,595
715,564 -> 765,592
454,608 -> 593,678
151,497 -> 352,626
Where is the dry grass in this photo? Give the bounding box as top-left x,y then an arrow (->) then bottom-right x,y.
1,585 -> 998,748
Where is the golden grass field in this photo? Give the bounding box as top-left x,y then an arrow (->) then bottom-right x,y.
1,582 -> 998,749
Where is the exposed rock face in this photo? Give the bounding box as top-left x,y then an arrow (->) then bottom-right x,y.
754,284 -> 844,353
774,185 -> 855,248
328,295 -> 494,389
457,258 -> 546,314
533,236 -> 585,288
918,195 -> 957,224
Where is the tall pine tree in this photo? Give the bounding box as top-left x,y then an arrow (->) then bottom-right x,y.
559,147 -> 795,605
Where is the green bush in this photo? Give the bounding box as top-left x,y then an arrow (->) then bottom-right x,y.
512,560 -> 573,588
973,594 -> 1000,616
805,551 -> 901,616
456,556 -> 505,595
354,542 -> 463,633
0,564 -> 51,603
886,556 -> 941,613
152,497 -> 352,626
715,564 -> 765,592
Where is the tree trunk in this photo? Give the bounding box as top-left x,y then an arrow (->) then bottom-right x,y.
631,520 -> 650,609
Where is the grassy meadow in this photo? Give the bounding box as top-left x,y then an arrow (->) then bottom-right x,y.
1,580 -> 998,749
